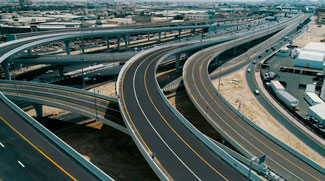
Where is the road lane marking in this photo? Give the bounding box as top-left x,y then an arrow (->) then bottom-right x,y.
134,49 -> 201,180
120,52 -> 173,179
143,49 -> 228,180
0,116 -> 77,180
18,160 -> 25,168
196,47 -> 320,181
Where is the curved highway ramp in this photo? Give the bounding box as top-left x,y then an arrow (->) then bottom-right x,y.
183,15 -> 325,181
0,80 -> 127,134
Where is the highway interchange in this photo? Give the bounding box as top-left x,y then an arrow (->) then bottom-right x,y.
0,12 -> 324,180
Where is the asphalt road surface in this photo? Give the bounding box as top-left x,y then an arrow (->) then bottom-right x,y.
119,46 -> 246,180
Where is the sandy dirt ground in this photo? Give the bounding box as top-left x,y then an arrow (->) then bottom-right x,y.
11,64 -> 48,76
56,121 -> 158,180
212,66 -> 325,167
293,16 -> 325,47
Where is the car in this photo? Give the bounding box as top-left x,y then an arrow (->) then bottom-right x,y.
252,60 -> 256,64
247,68 -> 251,73
254,90 -> 260,95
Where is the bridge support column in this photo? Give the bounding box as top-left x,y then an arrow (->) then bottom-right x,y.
158,32 -> 161,42
247,41 -> 251,49
117,37 -> 120,50
14,63 -> 22,70
178,30 -> 181,38
186,52 -> 192,59
58,65 -> 64,76
175,54 -> 181,73
164,31 -> 167,38
33,104 -> 43,118
27,49 -> 32,56
64,40 -> 70,55
81,38 -> 85,54
106,37 -> 110,49
148,33 -> 150,40
1,60 -> 10,80
125,35 -> 128,50
233,47 -> 237,55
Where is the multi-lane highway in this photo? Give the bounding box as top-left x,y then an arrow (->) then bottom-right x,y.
118,45 -> 248,180
183,14 -> 325,181
0,96 -> 99,180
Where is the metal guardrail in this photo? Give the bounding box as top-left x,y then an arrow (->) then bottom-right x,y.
0,92 -> 113,180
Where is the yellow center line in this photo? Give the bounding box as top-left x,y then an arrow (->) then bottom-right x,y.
120,53 -> 173,179
198,54 -> 320,181
0,115 -> 77,180
143,49 -> 228,180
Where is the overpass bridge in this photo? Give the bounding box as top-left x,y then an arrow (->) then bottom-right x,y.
0,80 -> 126,134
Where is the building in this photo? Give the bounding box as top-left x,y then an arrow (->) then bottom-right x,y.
304,92 -> 324,106
306,84 -> 316,93
295,50 -> 324,70
303,42 -> 325,54
321,81 -> 325,101
317,8 -> 325,24
185,13 -> 210,21
132,15 -> 152,23
308,103 -> 325,126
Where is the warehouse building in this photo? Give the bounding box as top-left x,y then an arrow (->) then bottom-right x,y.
321,81 -> 325,101
304,92 -> 324,106
294,50 -> 324,70
303,42 -> 325,54
308,103 -> 325,126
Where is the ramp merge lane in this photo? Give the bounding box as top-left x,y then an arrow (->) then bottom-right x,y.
0,99 -> 98,180
118,46 -> 246,180
183,18 -> 325,181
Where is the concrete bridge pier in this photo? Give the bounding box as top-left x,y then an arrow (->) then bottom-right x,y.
117,37 -> 120,50
233,47 -> 237,55
64,40 -> 70,55
27,49 -> 32,56
58,65 -> 64,76
1,60 -> 10,80
148,33 -> 150,41
81,38 -> 85,54
247,41 -> 251,49
106,37 -> 110,49
125,35 -> 128,50
33,104 -> 43,118
158,32 -> 161,42
14,63 -> 22,70
178,30 -> 181,38
164,31 -> 167,38
175,54 -> 181,73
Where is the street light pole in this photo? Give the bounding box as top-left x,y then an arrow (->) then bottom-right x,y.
218,60 -> 222,91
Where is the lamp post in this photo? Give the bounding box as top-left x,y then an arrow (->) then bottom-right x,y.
218,60 -> 222,91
